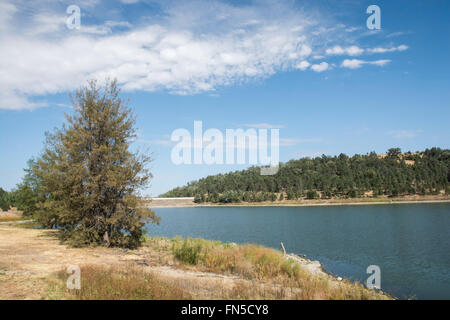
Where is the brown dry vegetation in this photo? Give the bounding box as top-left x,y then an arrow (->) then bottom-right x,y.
0,225 -> 392,300
0,209 -> 23,222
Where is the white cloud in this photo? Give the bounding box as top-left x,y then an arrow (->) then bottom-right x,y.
326,44 -> 408,57
386,31 -> 411,38
105,20 -> 133,28
387,130 -> 422,139
0,0 -> 323,109
0,1 -> 17,31
370,59 -> 391,66
299,45 -> 312,57
326,45 -> 364,56
280,138 -> 322,146
142,132 -> 320,149
0,91 -> 47,110
294,150 -> 326,158
341,59 -> 365,69
311,62 -> 329,72
326,45 -> 345,55
345,26 -> 360,33
367,45 -> 408,53
0,0 -> 409,110
341,59 -> 391,69
296,60 -> 310,70
346,46 -> 364,56
243,123 -> 285,129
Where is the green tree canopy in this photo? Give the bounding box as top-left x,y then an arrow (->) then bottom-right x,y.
0,188 -> 11,211
33,79 -> 158,248
12,159 -> 43,217
161,148 -> 450,203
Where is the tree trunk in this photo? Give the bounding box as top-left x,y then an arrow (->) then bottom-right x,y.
103,230 -> 110,247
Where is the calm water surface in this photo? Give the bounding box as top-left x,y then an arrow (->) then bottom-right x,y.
147,204 -> 450,299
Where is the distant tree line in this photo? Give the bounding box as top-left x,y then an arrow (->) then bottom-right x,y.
0,159 -> 43,214
161,148 -> 450,203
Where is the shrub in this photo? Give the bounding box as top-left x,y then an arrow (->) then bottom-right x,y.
172,238 -> 203,265
306,190 -> 319,199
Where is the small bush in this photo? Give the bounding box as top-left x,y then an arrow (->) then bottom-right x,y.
172,238 -> 203,265
306,190 -> 319,199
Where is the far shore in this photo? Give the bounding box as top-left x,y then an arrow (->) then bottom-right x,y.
147,195 -> 450,208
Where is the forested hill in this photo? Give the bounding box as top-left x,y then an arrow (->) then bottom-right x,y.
160,148 -> 450,203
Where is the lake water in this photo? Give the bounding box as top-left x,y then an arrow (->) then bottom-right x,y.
148,203 -> 450,299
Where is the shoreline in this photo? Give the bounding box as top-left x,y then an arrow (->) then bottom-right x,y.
148,198 -> 450,208
0,225 -> 392,299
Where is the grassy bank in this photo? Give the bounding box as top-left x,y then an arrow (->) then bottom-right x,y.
153,237 -> 390,300
44,236 -> 391,300
0,225 -> 392,300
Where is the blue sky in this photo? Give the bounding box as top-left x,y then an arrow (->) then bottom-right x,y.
0,0 -> 449,195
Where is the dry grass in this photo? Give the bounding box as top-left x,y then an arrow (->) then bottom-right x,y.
0,209 -> 25,223
44,237 -> 391,300
0,216 -> 21,222
0,213 -> 22,222
48,265 -> 192,300
158,237 -> 391,300
46,265 -> 303,300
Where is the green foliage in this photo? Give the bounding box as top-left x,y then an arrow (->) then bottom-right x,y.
161,148 -> 450,203
306,190 -> 319,199
270,193 -> 277,201
30,79 -> 159,248
387,148 -> 402,158
10,159 -> 44,217
0,188 -> 11,211
347,189 -> 357,198
172,238 -> 203,265
193,193 -> 204,203
286,188 -> 297,200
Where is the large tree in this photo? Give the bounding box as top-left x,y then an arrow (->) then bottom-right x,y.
34,79 -> 158,248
